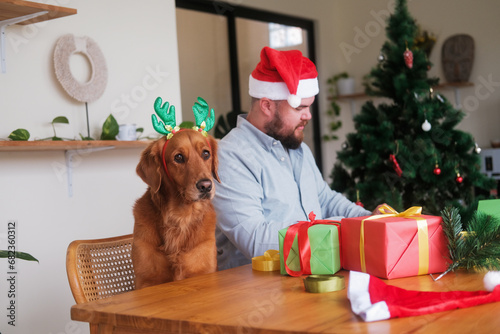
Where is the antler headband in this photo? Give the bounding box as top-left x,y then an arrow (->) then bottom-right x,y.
151,96 -> 215,181
151,96 -> 215,138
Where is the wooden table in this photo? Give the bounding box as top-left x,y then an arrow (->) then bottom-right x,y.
71,265 -> 500,333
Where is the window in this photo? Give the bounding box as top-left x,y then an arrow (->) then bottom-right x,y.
269,23 -> 303,49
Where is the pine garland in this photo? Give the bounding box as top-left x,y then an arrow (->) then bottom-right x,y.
440,207 -> 500,276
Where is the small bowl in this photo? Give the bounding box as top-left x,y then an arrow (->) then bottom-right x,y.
491,140 -> 500,148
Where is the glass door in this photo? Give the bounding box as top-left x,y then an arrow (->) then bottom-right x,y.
176,0 -> 321,169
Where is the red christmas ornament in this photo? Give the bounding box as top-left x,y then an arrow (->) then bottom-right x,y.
404,47 -> 413,69
433,164 -> 441,175
456,173 -> 463,183
389,154 -> 403,177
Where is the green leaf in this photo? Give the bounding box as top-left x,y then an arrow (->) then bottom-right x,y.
333,72 -> 349,81
0,250 -> 39,262
52,116 -> 69,124
79,134 -> 94,140
100,114 -> 119,140
8,128 -> 30,141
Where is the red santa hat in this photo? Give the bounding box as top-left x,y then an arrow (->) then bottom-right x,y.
249,46 -> 319,108
348,270 -> 500,322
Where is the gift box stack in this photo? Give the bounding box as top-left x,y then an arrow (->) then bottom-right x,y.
279,206 -> 449,279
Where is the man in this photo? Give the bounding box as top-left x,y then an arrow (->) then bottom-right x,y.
213,46 -> 371,270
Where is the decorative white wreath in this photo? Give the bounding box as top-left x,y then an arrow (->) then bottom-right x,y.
53,34 -> 108,103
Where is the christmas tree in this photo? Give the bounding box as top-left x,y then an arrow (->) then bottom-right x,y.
331,0 -> 495,223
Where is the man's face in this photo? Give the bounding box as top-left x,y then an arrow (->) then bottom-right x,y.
264,96 -> 314,149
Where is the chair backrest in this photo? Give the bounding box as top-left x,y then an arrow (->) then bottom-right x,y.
66,234 -> 136,304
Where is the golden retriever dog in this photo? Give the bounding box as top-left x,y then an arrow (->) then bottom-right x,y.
132,129 -> 219,289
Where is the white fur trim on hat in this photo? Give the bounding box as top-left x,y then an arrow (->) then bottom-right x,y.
249,75 -> 319,105
347,271 -> 391,322
484,271 -> 500,292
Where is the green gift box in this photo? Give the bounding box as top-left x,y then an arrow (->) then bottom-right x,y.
278,212 -> 341,276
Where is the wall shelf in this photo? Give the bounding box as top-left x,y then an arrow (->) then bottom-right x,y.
435,82 -> 474,108
436,81 -> 474,88
1,140 -> 152,197
0,140 -> 151,152
0,0 -> 76,24
335,82 -> 473,100
0,0 -> 77,73
336,93 -> 368,118
333,82 -> 474,116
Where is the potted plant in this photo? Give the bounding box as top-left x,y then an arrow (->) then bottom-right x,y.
324,72 -> 354,140
0,250 -> 38,262
335,73 -> 356,96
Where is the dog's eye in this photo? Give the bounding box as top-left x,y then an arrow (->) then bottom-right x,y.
174,154 -> 185,163
202,150 -> 211,160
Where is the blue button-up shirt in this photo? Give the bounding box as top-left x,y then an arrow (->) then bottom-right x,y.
213,115 -> 370,270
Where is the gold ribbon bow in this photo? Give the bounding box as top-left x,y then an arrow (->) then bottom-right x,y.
252,250 -> 280,271
377,205 -> 422,217
359,205 -> 429,275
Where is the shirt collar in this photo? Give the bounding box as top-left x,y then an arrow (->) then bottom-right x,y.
237,114 -> 279,151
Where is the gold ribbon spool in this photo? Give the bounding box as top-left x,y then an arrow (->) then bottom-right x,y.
252,250 -> 280,271
303,275 -> 345,293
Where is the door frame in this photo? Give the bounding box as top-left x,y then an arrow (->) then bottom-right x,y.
176,0 -> 322,170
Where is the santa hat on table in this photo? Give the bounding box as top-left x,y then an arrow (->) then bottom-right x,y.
348,271 -> 500,322
249,47 -> 319,108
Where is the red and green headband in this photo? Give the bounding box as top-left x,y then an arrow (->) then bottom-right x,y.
151,97 -> 215,181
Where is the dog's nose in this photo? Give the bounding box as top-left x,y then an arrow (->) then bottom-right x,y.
196,179 -> 213,194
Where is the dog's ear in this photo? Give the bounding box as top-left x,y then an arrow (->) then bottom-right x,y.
208,136 -> 220,183
136,140 -> 164,193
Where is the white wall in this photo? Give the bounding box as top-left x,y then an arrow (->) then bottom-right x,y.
1,0 -> 499,333
177,8 -> 232,124
0,1 -> 180,333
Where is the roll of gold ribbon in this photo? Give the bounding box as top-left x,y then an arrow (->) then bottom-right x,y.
252,250 -> 280,271
303,275 -> 345,293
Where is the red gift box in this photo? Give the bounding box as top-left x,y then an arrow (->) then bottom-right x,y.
341,206 -> 449,279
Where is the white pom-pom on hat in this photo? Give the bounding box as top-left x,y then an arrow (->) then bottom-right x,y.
484,271 -> 500,291
287,94 -> 301,108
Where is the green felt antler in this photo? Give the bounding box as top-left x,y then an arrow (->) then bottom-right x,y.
152,97 -> 178,138
192,97 -> 215,134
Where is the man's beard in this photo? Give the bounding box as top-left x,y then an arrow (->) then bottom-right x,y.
264,110 -> 306,150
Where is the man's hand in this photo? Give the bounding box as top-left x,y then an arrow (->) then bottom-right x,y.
371,203 -> 395,215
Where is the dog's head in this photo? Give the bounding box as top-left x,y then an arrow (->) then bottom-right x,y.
137,129 -> 220,203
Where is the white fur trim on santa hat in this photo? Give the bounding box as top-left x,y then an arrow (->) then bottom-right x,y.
249,75 -> 319,106
249,76 -> 290,100
484,271 -> 500,292
347,271 -> 391,322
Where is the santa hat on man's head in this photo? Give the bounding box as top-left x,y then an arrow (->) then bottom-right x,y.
249,47 -> 319,108
348,271 -> 500,322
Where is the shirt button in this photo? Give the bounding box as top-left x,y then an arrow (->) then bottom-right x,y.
280,157 -> 285,161
273,141 -> 278,145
